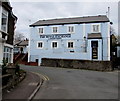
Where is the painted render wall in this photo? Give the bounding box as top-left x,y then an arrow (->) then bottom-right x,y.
29,22 -> 110,65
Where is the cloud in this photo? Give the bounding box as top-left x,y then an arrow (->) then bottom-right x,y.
10,2 -> 118,38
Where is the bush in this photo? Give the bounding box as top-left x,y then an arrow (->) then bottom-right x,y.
2,59 -> 8,75
15,64 -> 20,75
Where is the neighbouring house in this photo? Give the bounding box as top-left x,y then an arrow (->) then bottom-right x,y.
13,39 -> 28,64
29,15 -> 112,67
117,44 -> 120,57
0,1 -> 17,65
13,39 -> 29,54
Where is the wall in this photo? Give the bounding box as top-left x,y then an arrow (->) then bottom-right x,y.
41,58 -> 112,71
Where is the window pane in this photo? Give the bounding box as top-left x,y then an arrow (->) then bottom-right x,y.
53,27 -> 58,33
68,42 -> 74,48
1,13 -> 7,32
52,42 -> 57,48
71,42 -> 73,48
38,42 -> 43,48
68,26 -> 74,33
68,42 -> 70,48
93,25 -> 99,32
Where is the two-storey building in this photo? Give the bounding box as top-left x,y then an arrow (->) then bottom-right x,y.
29,15 -> 111,66
0,1 -> 17,64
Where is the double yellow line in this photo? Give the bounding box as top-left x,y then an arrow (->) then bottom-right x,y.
32,72 -> 49,81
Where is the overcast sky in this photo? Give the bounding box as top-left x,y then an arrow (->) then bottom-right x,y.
9,0 -> 119,38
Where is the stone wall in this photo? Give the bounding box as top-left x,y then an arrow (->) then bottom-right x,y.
41,58 -> 113,71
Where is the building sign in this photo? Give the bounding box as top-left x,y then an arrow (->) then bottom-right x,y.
40,34 -> 71,39
91,41 -> 98,59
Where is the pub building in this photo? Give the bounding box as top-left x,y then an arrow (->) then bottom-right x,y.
29,15 -> 111,66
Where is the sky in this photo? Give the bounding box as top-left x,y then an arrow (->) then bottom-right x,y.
9,0 -> 119,38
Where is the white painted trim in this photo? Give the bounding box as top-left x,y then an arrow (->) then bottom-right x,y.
83,23 -> 86,38
107,23 -> 110,60
4,43 -> 13,48
0,6 -> 2,30
37,41 -> 44,49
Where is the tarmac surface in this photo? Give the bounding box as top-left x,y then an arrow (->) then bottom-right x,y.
2,71 -> 42,100
21,65 -> 119,100
2,65 -> 119,100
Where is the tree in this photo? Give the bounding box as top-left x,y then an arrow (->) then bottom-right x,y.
110,26 -> 117,46
14,31 -> 25,42
110,26 -> 116,35
117,35 -> 120,44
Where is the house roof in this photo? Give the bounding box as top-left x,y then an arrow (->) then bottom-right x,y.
30,15 -> 109,27
19,40 -> 28,46
87,33 -> 102,39
14,40 -> 28,46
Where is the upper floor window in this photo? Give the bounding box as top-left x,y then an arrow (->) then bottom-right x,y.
92,24 -> 100,33
39,28 -> 44,34
68,41 -> 74,48
52,27 -> 58,33
1,8 -> 8,32
68,26 -> 75,33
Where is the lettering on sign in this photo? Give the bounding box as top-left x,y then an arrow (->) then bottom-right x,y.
40,34 -> 71,39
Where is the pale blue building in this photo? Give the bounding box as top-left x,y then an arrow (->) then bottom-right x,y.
29,15 -> 111,66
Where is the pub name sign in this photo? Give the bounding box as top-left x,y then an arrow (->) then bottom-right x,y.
40,34 -> 71,39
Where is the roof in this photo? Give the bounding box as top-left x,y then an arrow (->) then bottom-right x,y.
14,40 -> 28,46
87,33 -> 102,39
19,40 -> 28,46
30,15 -> 109,27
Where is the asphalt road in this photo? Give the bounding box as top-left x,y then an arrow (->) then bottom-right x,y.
21,65 -> 118,99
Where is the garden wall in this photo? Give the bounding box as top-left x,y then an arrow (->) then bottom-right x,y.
41,58 -> 113,71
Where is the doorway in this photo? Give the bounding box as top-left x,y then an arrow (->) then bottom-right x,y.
91,41 -> 98,59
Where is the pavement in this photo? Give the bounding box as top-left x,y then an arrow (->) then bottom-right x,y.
2,71 -> 43,100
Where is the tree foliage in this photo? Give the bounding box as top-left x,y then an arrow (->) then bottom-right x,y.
14,31 -> 25,42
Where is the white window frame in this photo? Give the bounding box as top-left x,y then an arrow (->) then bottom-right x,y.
3,46 -> 12,63
38,27 -> 44,34
67,26 -> 75,33
67,41 -> 74,49
37,41 -> 44,49
91,24 -> 101,33
51,41 -> 58,49
1,7 -> 8,33
52,27 -> 59,34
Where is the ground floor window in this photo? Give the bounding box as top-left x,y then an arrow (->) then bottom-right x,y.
52,42 -> 58,48
68,41 -> 74,48
37,41 -> 43,49
3,46 -> 12,63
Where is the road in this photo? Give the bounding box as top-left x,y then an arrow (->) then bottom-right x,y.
21,65 -> 118,99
